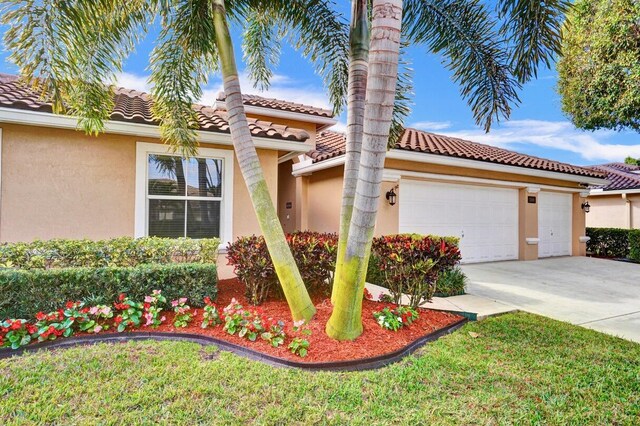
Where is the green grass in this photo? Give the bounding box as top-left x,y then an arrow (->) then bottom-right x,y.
1,313 -> 638,425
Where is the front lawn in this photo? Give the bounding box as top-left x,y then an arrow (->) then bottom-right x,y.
1,313 -> 638,424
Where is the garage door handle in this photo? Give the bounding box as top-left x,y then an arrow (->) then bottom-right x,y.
461,231 -> 464,238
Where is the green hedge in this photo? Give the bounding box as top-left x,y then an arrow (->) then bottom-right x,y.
629,230 -> 640,262
585,228 -> 630,258
0,263 -> 218,319
0,237 -> 220,270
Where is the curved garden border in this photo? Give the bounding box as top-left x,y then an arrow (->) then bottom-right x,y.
0,317 -> 468,371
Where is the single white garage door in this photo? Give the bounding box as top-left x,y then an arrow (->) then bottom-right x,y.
538,192 -> 572,257
399,180 -> 519,263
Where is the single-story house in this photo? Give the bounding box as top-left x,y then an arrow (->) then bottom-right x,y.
586,162 -> 640,229
0,73 -> 607,263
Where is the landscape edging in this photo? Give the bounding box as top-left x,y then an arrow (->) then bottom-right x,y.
0,317 -> 468,371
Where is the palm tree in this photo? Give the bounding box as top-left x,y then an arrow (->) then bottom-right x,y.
327,0 -> 570,340
1,0 -> 348,322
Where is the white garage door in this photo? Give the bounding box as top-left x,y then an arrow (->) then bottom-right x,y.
538,192 -> 572,257
399,180 -> 519,263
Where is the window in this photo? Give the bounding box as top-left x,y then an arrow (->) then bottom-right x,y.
135,143 -> 233,243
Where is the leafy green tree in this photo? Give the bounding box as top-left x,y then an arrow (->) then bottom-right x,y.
625,156 -> 640,166
328,0 -> 571,340
0,0 -> 349,322
557,0 -> 640,132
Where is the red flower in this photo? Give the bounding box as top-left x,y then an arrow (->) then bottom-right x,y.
10,320 -> 22,330
35,312 -> 46,321
118,293 -> 126,302
143,303 -> 151,310
26,324 -> 37,334
65,301 -> 75,309
114,316 -> 123,325
203,296 -> 212,305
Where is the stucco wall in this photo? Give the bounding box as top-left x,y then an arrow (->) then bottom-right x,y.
0,124 -> 278,243
586,195 -> 629,229
277,160 -> 297,234
301,158 -> 588,260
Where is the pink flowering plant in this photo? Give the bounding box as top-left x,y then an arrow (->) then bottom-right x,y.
222,299 -> 267,342
172,298 -> 193,328
83,305 -> 113,333
373,306 -> 419,331
143,290 -> 167,328
260,318 -> 286,348
201,297 -> 222,328
113,293 -> 144,332
1,319 -> 36,349
288,320 -> 311,357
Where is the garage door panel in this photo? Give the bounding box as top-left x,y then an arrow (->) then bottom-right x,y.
538,192 -> 572,257
399,180 -> 519,263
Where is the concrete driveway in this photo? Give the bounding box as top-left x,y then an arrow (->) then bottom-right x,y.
462,257 -> 640,343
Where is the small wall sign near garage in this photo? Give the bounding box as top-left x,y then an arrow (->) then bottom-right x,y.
528,196 -> 537,204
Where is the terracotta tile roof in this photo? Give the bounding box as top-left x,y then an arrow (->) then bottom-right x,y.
216,91 -> 333,118
0,74 -> 310,142
586,163 -> 640,191
313,128 -> 604,179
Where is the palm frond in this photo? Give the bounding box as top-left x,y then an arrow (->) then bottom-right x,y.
150,0 -> 219,157
237,0 -> 350,114
404,0 -> 520,132
60,0 -> 150,134
497,0 -> 571,83
241,6 -> 281,91
1,0 -> 73,112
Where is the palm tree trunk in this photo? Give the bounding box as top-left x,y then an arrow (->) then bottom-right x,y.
327,0 -> 403,340
212,0 -> 315,321
331,0 -> 369,305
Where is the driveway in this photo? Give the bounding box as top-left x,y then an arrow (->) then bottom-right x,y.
462,257 -> 640,343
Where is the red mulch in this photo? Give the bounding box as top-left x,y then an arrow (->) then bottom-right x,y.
135,278 -> 463,363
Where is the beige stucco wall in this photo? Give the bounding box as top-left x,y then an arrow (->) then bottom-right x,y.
300,158 -> 589,260
519,189 -> 539,260
586,195 -> 630,229
0,123 -> 278,243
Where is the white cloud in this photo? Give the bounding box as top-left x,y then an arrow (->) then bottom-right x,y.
445,119 -> 640,162
409,120 -> 452,131
115,72 -> 151,92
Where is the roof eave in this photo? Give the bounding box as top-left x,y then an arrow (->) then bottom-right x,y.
0,107 -> 313,153
215,101 -> 337,127
292,148 -> 609,186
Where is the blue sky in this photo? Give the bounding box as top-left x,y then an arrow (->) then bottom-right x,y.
1,10 -> 639,167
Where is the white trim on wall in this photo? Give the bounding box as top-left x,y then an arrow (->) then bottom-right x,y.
589,188 -> 640,196
0,107 -> 312,153
134,142 -> 234,247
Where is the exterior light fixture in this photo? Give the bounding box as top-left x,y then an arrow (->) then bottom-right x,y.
386,187 -> 398,206
581,201 -> 590,213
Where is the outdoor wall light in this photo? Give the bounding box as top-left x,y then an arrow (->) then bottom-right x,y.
581,201 -> 591,213
386,186 -> 398,206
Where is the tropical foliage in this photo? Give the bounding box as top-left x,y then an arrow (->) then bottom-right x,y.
328,0 -> 571,340
557,0 -> 640,132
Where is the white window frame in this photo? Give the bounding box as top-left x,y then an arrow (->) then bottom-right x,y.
135,142 -> 234,246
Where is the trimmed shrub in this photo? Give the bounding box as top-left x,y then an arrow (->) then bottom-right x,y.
0,263 -> 218,319
629,230 -> 640,262
435,266 -> 467,297
370,234 -> 461,309
226,232 -> 338,305
586,228 -> 630,258
0,237 -> 220,270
